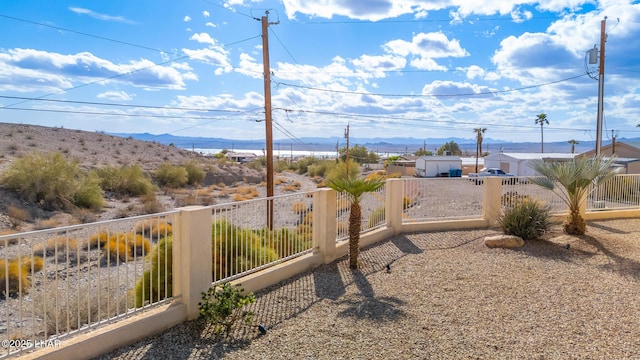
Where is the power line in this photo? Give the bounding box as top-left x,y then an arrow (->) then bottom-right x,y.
1,106 -> 245,121
300,15 -> 564,25
0,95 -> 248,114
274,73 -> 589,98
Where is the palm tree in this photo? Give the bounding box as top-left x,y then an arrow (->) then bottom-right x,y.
535,113 -> 549,153
528,156 -> 618,235
327,176 -> 385,269
568,139 -> 579,154
473,128 -> 487,173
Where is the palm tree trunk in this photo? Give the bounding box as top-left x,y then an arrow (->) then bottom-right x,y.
540,124 -> 544,153
348,201 -> 362,269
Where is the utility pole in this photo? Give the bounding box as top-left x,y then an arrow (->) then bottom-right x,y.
260,11 -> 278,229
595,17 -> 607,158
345,124 -> 350,178
611,129 -> 617,155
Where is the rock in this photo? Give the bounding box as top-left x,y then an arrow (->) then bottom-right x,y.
484,235 -> 525,248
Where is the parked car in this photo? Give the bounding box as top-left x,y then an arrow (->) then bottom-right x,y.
468,168 -> 516,184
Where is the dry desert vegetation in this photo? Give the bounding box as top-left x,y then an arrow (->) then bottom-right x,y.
0,122 -> 319,234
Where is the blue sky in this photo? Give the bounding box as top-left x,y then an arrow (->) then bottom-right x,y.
1,0 -> 640,145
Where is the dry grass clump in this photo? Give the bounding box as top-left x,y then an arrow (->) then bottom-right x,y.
134,220 -> 173,240
0,230 -> 19,246
0,256 -> 44,297
6,205 -> 28,228
103,232 -> 152,262
292,201 -> 307,214
33,237 -> 79,258
35,276 -> 130,336
231,186 -> 259,202
34,218 -> 61,230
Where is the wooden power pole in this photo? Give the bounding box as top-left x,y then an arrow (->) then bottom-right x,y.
595,17 -> 607,157
345,124 -> 350,178
260,11 -> 278,229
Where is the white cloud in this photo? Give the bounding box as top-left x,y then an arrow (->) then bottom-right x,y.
351,54 -> 406,76
206,22 -> 217,28
182,48 -> 232,74
189,33 -> 216,45
68,7 -> 136,24
203,11 -> 210,17
458,65 -> 486,80
0,48 -> 191,91
410,58 -> 447,71
384,32 -> 469,59
184,15 -> 192,22
97,91 -> 134,101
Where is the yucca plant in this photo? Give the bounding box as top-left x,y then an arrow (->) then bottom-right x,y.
529,156 -> 619,235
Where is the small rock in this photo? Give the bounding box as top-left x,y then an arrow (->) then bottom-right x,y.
484,235 -> 524,248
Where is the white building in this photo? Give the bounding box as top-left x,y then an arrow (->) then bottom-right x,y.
483,153 -> 577,176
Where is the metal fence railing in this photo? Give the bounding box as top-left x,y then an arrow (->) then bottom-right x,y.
402,178 -> 483,223
0,211 -> 176,358
336,184 -> 386,242
209,191 -> 315,285
587,174 -> 640,211
501,176 -> 566,214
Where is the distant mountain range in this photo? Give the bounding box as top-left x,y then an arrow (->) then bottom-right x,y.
111,132 -> 638,154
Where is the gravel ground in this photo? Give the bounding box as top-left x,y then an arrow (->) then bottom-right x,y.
95,218 -> 640,360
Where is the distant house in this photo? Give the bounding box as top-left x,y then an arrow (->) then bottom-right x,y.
579,142 -> 640,174
483,153 -> 577,176
226,152 -> 258,163
461,157 -> 484,175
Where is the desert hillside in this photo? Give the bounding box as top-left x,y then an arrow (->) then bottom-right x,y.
0,122 -> 317,233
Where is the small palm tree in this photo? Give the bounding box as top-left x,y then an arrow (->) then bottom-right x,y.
529,156 -> 618,235
473,127 -> 487,173
568,139 -> 579,154
327,176 -> 385,269
535,113 -> 549,153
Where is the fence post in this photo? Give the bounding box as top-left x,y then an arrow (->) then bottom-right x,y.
173,206 -> 212,320
386,179 -> 404,234
482,177 -> 502,225
313,188 -> 337,264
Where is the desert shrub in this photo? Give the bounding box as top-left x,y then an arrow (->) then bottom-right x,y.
140,192 -> 165,214
274,160 -> 289,173
103,232 -> 151,262
94,165 -> 153,196
246,158 -> 265,171
2,151 -> 103,210
199,283 -> 256,337
497,199 -> 551,241
326,159 -> 359,182
135,236 -> 172,307
135,220 -> 173,239
33,237 -> 79,258
154,163 -> 188,188
183,160 -> 205,185
292,201 -> 307,214
73,173 -> 105,210
88,231 -> 109,249
294,157 -> 321,175
259,227 -> 311,258
36,276 -> 129,335
6,205 -> 28,228
274,178 -> 286,185
368,207 -> 385,228
403,196 -> 414,210
212,220 -> 279,281
0,256 -> 43,297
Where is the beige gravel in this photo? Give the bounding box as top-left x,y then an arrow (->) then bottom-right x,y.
96,218 -> 640,359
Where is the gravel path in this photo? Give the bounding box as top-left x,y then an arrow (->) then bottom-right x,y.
96,218 -> 640,359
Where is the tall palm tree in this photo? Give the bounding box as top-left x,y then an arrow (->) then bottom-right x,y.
327,176 -> 385,269
473,127 -> 487,173
529,156 -> 618,235
535,113 -> 549,153
568,139 -> 579,154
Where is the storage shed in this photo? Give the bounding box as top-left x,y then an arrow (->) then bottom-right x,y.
483,153 -> 577,176
415,156 -> 463,177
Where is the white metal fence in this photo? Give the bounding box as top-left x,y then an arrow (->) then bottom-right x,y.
587,174 -> 640,211
209,191 -> 315,285
0,211 -> 176,357
402,178 -> 483,222
336,184 -> 386,241
501,176 -> 567,213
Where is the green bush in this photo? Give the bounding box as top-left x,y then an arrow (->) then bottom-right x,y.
154,163 -> 188,188
73,173 -> 105,209
183,160 -> 205,185
135,236 -> 172,307
497,199 -> 551,241
326,159 -> 360,182
2,151 -> 104,210
212,220 -> 279,281
199,282 -> 255,336
259,227 -> 311,258
367,207 -> 385,228
94,165 -> 154,196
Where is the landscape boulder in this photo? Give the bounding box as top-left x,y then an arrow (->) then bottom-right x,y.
484,235 -> 525,248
